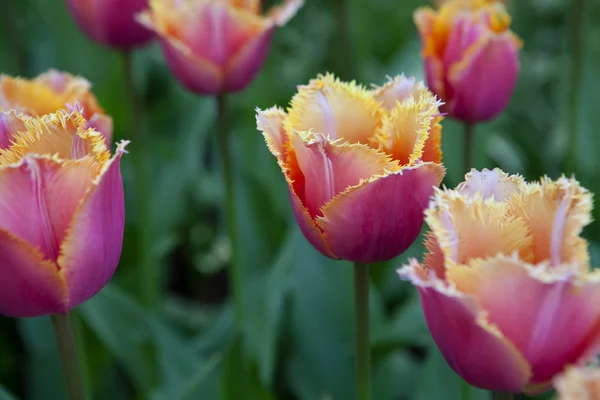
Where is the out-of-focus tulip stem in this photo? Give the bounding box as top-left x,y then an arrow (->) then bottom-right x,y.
217,92 -> 243,329
71,311 -> 92,400
51,313 -> 85,400
335,0 -> 353,79
354,262 -> 371,400
492,392 -> 514,400
566,0 -> 583,174
122,51 -> 156,308
464,123 -> 475,174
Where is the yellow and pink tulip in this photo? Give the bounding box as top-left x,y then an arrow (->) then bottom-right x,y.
0,70 -> 112,144
415,0 -> 521,123
399,168 -> 600,394
0,107 -> 127,318
137,0 -> 303,94
257,74 -> 445,263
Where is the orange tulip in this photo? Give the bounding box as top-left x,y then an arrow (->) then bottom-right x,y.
399,169 -> 600,394
257,74 -> 445,263
137,0 -> 303,94
0,70 -> 112,145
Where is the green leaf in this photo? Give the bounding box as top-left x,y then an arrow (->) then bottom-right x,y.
0,385 -> 17,400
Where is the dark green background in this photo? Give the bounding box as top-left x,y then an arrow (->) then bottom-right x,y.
0,0 -> 598,399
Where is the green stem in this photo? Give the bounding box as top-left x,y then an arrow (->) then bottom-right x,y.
335,0 -> 353,79
71,311 -> 92,400
51,313 -> 85,400
464,123 -> 475,175
492,392 -> 515,400
217,93 -> 242,329
566,0 -> 583,175
354,262 -> 370,400
123,51 -> 156,308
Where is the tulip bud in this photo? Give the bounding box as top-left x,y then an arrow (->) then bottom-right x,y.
399,168 -> 600,394
257,74 -> 445,263
65,0 -> 153,50
0,108 -> 127,318
415,0 -> 521,123
137,0 -> 303,94
0,70 -> 113,144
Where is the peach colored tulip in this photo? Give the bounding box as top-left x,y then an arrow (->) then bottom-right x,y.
0,70 -> 112,144
415,0 -> 521,123
257,74 -> 445,263
399,168 -> 600,394
137,0 -> 303,94
0,107 -> 127,318
554,366 -> 600,399
65,0 -> 153,49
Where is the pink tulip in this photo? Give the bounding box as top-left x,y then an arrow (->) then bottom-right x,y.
554,365 -> 600,399
257,74 -> 446,263
65,0 -> 153,50
399,168 -> 600,394
0,108 -> 127,318
137,0 -> 303,94
415,0 -> 521,123
0,70 -> 113,144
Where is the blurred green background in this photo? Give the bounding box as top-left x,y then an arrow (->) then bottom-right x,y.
0,0 -> 599,399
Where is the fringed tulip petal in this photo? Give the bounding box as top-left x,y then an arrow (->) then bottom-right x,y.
399,260 -> 532,391
554,366 -> 600,399
318,163 -> 444,263
58,142 -> 127,309
256,106 -> 288,157
457,168 -> 525,201
0,229 -> 67,317
286,74 -> 381,144
0,112 -> 24,150
449,256 -> 600,386
289,189 -> 336,259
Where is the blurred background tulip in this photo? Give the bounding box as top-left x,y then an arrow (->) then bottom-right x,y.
399,168 -> 600,395
258,74 -> 445,263
138,0 -> 303,94
65,0 -> 153,50
0,108 -> 126,318
554,365 -> 600,399
0,70 -> 112,143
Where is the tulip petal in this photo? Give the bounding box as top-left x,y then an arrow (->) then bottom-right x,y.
372,75 -> 427,110
509,177 -> 592,266
86,113 -> 113,145
457,168 -> 525,201
426,190 -> 533,266
286,74 -> 381,145
448,256 -> 600,385
266,0 -> 304,26
447,31 -> 520,123
225,26 -> 274,92
398,259 -> 532,391
0,112 -> 24,150
57,142 -> 127,309
0,156 -> 96,261
256,106 -> 288,158
290,130 -> 399,219
554,366 -> 600,399
317,163 -> 444,263
421,115 -> 443,164
0,229 -> 67,317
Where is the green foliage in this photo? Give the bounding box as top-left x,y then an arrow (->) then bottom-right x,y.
1,0 -> 599,399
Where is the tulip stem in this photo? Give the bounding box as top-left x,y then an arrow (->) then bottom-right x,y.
51,313 -> 85,400
354,262 -> 371,400
464,123 -> 475,175
566,0 -> 583,174
216,93 -> 243,329
492,392 -> 514,400
123,51 -> 156,308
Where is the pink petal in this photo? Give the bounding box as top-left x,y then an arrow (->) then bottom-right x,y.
66,0 -> 153,50
0,157 -> 95,262
256,106 -> 288,157
452,257 -> 600,385
447,31 -> 520,123
317,163 -> 444,263
225,26 -> 274,92
57,143 -> 126,309
443,16 -> 486,73
0,229 -> 67,317
457,168 -> 525,201
398,260 -> 532,391
0,112 -> 24,150
86,113 -> 113,145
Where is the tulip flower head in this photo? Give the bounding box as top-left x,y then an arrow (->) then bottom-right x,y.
257,74 -> 446,263
416,0 -> 521,123
0,70 -> 112,144
399,168 -> 600,394
65,0 -> 153,49
554,365 -> 600,399
0,107 -> 127,318
137,0 -> 304,94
